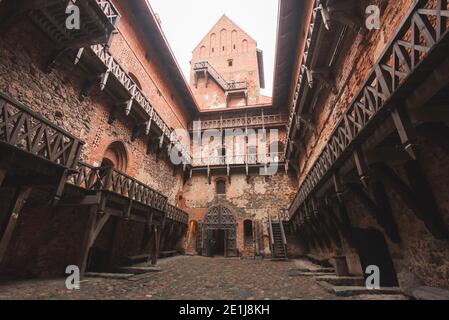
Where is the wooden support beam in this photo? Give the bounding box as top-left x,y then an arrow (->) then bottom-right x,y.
150,225 -> 160,265
353,148 -> 370,189
371,162 -> 449,240
347,182 -> 401,243
0,187 -> 31,264
79,204 -> 112,276
391,106 -> 419,160
57,194 -> 101,207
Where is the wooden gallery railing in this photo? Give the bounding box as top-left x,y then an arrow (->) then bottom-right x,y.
69,162 -> 189,225
289,0 -> 449,218
75,44 -> 191,164
0,93 -> 84,170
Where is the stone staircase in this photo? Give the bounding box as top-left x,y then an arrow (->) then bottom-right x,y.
270,221 -> 287,260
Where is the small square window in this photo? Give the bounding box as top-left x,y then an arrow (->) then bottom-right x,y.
228,59 -> 233,67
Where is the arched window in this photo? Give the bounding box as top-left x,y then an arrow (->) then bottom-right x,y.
216,179 -> 226,195
242,39 -> 248,53
200,45 -> 207,58
220,29 -> 227,54
231,30 -> 238,52
102,141 -> 128,172
210,33 -> 217,56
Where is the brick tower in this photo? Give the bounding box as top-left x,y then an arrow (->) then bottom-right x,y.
190,15 -> 271,110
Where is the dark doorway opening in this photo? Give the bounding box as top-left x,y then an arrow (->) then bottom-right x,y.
353,228 -> 399,287
211,229 -> 226,256
86,218 -> 117,273
244,220 -> 253,238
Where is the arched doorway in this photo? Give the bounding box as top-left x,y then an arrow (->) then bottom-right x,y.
202,205 -> 237,257
185,220 -> 198,254
102,141 -> 128,172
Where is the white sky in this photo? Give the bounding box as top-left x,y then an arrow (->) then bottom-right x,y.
149,0 -> 279,97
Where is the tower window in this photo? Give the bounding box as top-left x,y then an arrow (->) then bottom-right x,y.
216,180 -> 226,194
228,59 -> 233,67
223,46 -> 225,51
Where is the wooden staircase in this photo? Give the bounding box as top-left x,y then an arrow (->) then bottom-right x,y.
268,214 -> 288,261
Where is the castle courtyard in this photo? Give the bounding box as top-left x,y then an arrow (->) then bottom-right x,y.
0,256 -> 408,300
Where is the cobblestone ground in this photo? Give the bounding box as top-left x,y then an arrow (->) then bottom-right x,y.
0,256 -> 406,300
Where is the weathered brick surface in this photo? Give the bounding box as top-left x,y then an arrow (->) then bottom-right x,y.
190,15 -> 270,109
0,3 -> 190,280
183,172 -> 298,255
293,0 -> 449,292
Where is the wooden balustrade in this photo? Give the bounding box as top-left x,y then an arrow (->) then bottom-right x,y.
69,162 -> 189,224
0,93 -> 83,169
289,0 -> 449,218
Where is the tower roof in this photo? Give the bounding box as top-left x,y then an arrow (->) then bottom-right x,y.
193,14 -> 257,52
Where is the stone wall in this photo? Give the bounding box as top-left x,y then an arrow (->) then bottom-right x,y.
183,171 -> 298,255
292,0 -> 449,291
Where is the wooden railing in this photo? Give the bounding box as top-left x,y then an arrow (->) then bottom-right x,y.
192,153 -> 285,167
0,93 -> 83,169
189,114 -> 288,131
289,0 -> 449,218
69,162 -> 189,224
193,61 -> 248,92
95,0 -> 121,27
78,44 -> 191,163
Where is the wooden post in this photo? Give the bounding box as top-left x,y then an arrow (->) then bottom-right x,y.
79,205 -> 98,276
150,225 -> 159,265
0,187 -> 31,264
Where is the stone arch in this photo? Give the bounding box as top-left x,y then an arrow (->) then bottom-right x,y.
102,141 -> 128,172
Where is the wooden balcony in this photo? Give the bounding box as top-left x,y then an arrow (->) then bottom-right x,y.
0,92 -> 83,170
68,162 -> 189,225
24,0 -> 120,48
75,44 -> 191,164
288,0 -> 449,219
285,0 -> 353,161
189,113 -> 288,131
191,152 -> 287,183
193,61 -> 249,103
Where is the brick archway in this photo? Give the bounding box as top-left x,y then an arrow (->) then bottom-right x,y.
102,141 -> 128,172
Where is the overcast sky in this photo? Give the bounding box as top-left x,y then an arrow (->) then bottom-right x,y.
149,0 -> 279,97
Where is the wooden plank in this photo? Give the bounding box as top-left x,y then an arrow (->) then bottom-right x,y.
150,225 -> 160,265
0,187 -> 31,264
79,206 -> 98,276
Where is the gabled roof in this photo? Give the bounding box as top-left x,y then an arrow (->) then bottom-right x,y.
272,0 -> 310,110
193,14 -> 257,52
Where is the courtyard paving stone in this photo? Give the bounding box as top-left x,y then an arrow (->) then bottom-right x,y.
0,256 -> 408,300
